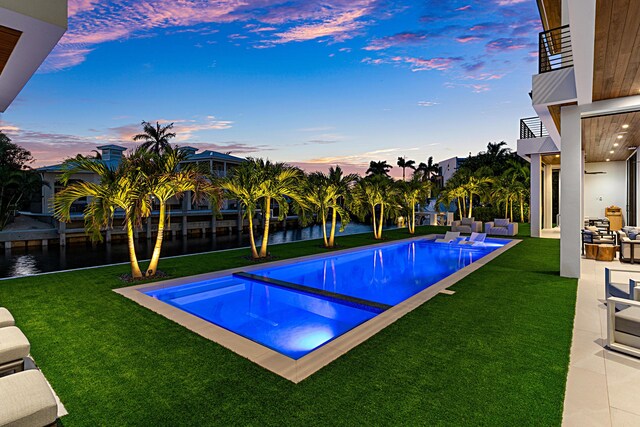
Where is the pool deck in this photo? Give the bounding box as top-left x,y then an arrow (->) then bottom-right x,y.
115,235 -> 519,383
563,258 -> 640,426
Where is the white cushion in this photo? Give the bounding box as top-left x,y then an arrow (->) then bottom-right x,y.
461,218 -> 473,225
0,370 -> 57,427
0,326 -> 30,366
0,308 -> 14,328
494,218 -> 509,227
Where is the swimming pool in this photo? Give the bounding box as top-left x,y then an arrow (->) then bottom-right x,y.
140,237 -> 508,360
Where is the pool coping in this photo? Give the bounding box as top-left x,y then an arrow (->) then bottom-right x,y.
114,234 -> 520,383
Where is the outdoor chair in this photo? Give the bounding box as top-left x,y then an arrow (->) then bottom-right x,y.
605,268 -> 640,299
582,227 -> 615,255
460,232 -> 487,246
450,217 -> 482,234
0,369 -> 58,427
0,326 -> 30,375
484,219 -> 518,236
617,231 -> 640,263
435,231 -> 460,243
0,307 -> 15,328
607,297 -> 640,358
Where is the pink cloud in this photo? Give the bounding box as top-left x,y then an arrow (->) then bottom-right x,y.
363,31 -> 428,51
496,0 -> 527,5
46,0 -> 381,71
455,5 -> 472,11
392,56 -> 463,72
456,36 -> 481,43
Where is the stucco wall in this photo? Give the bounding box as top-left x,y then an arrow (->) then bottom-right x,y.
583,161 -> 627,223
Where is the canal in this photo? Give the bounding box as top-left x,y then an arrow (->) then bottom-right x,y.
0,223 -> 395,278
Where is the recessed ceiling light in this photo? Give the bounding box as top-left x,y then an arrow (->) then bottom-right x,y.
614,143 -> 619,147
610,150 -> 615,153
623,124 -> 630,129
618,135 -> 624,139
555,154 -> 560,158
606,158 -> 611,162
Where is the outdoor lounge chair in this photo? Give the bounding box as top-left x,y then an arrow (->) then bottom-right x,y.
0,307 -> 15,328
0,369 -> 58,427
605,268 -> 640,300
484,219 -> 518,236
582,227 -> 615,255
460,232 -> 486,246
607,297 -> 640,358
435,231 -> 460,243
451,217 -> 482,234
0,326 -> 30,374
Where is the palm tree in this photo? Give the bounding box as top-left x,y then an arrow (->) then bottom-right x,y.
305,166 -> 357,248
398,175 -> 431,234
135,147 -> 212,276
504,158 -> 530,222
351,175 -> 399,239
396,156 -> 416,181
326,166 -> 358,247
416,156 -> 439,181
484,141 -> 509,161
53,153 -> 151,278
366,160 -> 392,177
133,121 -> 176,154
255,159 -> 304,258
219,160 -> 263,259
463,175 -> 493,218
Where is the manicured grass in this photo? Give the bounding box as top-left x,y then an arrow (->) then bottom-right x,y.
0,223 -> 576,426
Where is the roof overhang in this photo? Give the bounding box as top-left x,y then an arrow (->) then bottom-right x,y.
0,0 -> 67,112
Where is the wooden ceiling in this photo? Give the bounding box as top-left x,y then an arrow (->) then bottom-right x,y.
536,0 -> 561,32
0,25 -> 21,76
593,0 -> 640,101
542,154 -> 561,165
582,111 -> 640,162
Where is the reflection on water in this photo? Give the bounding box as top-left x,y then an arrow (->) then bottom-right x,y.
0,223 -> 395,278
9,255 -> 40,277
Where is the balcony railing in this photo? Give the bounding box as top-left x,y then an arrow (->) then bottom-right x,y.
539,25 -> 573,74
520,117 -> 548,139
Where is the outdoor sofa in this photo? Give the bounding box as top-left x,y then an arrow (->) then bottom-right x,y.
0,370 -> 58,427
484,219 -> 518,236
451,217 -> 482,234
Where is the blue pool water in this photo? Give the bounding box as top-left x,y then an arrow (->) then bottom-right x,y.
144,238 -> 506,359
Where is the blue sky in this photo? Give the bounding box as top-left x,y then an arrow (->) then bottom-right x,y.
2,0 -> 541,176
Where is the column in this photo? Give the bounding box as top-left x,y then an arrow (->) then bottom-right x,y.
560,105 -> 582,278
544,163 -> 554,229
530,154 -> 542,238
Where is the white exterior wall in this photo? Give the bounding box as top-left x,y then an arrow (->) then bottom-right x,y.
439,157 -> 460,184
583,161 -> 627,223
560,105 -> 583,278
530,154 -> 542,237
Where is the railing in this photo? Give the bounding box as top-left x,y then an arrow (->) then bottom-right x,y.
520,117 -> 548,139
539,25 -> 573,73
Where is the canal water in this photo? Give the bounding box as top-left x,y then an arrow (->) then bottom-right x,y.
0,223 -> 394,278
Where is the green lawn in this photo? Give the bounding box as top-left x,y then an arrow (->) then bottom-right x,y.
0,224 -> 577,426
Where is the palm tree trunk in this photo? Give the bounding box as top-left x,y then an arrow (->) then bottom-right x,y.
519,195 -> 525,222
126,217 -> 143,278
409,203 -> 415,234
510,199 -> 513,222
321,209 -> 328,248
504,201 -> 508,218
402,167 -> 406,181
371,205 -> 378,239
376,203 -> 384,240
457,198 -> 463,220
146,202 -> 166,276
328,207 -> 337,247
247,212 -> 259,259
259,197 -> 271,257
468,193 -> 473,218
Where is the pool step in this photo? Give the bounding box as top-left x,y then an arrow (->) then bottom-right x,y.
232,271 -> 392,313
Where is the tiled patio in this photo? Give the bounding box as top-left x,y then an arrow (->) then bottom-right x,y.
563,258 -> 640,426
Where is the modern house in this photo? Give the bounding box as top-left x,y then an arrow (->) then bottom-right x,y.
0,0 -> 67,112
517,0 -> 639,278
438,157 -> 466,185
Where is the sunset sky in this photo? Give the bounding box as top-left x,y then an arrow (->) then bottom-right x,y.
1,0 -> 541,177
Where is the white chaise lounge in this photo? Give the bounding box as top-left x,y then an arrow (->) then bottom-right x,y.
0,326 -> 30,374
460,232 -> 486,246
435,231 -> 460,243
0,307 -> 15,328
0,369 -> 58,427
